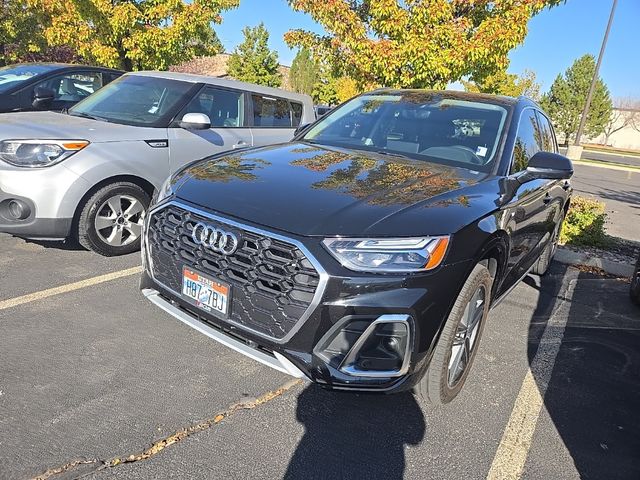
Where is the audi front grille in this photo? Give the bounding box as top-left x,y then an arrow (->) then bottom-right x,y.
146,201 -> 324,340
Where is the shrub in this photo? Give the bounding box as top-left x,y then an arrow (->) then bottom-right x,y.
560,196 -> 609,247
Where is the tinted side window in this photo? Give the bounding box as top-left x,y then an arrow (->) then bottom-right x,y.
252,95 -> 291,127
182,86 -> 244,127
535,111 -> 556,153
512,109 -> 543,173
35,72 -> 104,101
291,102 -> 303,127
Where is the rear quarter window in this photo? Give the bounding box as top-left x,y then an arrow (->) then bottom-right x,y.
252,94 -> 295,127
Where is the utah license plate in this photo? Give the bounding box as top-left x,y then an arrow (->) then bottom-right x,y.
182,267 -> 230,316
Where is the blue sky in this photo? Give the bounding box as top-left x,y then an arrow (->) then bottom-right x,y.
215,0 -> 639,98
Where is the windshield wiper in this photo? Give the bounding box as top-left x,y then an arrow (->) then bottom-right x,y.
370,149 -> 412,160
69,111 -> 110,123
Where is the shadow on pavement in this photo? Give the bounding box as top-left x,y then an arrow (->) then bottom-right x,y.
22,238 -> 86,251
528,263 -> 640,479
285,385 -> 425,480
587,186 -> 640,209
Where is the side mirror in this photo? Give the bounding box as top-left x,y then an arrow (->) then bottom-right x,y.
520,151 -> 574,183
32,86 -> 55,109
294,123 -> 312,137
179,113 -> 211,130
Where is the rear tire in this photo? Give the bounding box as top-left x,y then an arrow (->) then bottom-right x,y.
76,182 -> 150,256
630,257 -> 640,306
415,263 -> 493,405
532,218 -> 563,276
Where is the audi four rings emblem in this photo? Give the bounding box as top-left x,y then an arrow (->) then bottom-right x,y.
191,222 -> 239,255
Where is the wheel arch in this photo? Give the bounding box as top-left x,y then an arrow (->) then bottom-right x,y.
71,175 -> 156,236
472,230 -> 511,301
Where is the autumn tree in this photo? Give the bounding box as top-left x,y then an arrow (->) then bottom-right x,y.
289,48 -> 318,96
601,98 -> 640,145
463,69 -> 541,100
285,0 -> 562,90
541,54 -> 612,145
228,23 -> 281,87
0,0 -> 46,65
29,0 -> 238,71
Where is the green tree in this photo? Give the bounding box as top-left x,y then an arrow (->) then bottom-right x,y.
285,0 -> 563,90
29,0 -> 237,71
541,54 -> 612,145
289,48 -> 318,96
463,69 -> 541,100
228,23 -> 281,87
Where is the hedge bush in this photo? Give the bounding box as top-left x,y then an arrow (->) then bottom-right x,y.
560,196 -> 609,247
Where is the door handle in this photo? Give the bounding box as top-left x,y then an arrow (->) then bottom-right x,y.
233,141 -> 248,149
543,194 -> 552,204
562,180 -> 571,191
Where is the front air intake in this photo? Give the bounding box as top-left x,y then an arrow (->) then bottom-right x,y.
338,314 -> 412,378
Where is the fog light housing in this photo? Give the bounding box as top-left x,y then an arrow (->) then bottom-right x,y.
2,199 -> 31,220
338,315 -> 412,378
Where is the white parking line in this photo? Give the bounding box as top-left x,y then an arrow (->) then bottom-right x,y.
0,266 -> 142,312
486,278 -> 575,480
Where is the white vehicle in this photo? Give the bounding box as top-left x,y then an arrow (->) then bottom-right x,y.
0,71 -> 315,255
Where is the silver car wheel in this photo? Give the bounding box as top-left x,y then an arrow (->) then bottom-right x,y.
448,285 -> 486,387
94,194 -> 145,247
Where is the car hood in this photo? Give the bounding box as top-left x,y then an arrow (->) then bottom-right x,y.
172,143 -> 502,237
0,111 -> 160,142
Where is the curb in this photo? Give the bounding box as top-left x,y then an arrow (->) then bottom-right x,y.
555,247 -> 634,278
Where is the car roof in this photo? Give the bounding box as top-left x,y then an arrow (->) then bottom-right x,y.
127,71 -> 311,103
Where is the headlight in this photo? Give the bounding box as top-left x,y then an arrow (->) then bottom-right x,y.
154,176 -> 174,204
0,140 -> 89,167
322,236 -> 450,273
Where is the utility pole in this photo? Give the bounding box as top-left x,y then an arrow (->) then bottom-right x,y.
568,0 -> 617,159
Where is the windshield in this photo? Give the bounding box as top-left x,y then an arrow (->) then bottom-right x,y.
69,75 -> 195,127
302,93 -> 509,172
0,64 -> 59,93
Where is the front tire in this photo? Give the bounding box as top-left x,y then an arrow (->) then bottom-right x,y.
416,263 -> 493,405
76,182 -> 150,256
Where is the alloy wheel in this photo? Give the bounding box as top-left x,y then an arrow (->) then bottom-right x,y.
448,285 -> 486,387
94,194 -> 145,247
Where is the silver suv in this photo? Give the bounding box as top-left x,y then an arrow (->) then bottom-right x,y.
0,71 -> 315,255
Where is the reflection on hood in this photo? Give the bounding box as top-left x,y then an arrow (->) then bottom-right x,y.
289,145 -> 475,207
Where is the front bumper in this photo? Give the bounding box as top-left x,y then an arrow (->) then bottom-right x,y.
142,287 -> 310,379
0,162 -> 89,239
140,202 -> 473,393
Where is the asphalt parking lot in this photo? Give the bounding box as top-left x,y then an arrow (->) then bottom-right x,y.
571,163 -> 640,242
1,233 -> 639,480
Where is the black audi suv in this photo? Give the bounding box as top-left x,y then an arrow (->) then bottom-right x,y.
141,90 -> 573,404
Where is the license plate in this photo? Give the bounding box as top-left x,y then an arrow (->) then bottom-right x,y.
182,267 -> 230,316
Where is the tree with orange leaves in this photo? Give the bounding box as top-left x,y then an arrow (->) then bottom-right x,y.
285,0 -> 563,90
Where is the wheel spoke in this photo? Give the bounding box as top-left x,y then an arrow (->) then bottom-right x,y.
463,337 -> 471,365
125,199 -> 144,217
448,344 -> 465,385
469,301 -> 484,330
125,222 -> 142,240
106,227 -> 123,246
95,215 -> 114,230
107,196 -> 122,216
